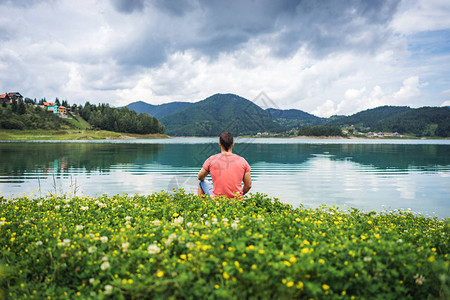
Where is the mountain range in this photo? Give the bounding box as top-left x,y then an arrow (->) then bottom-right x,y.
125,93 -> 450,137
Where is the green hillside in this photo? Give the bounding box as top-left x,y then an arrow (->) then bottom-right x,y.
160,94 -> 283,136
0,103 -> 89,130
0,101 -> 165,135
381,107 -> 450,137
328,106 -> 412,128
327,106 -> 450,137
79,103 -> 165,134
266,108 -> 323,127
126,101 -> 192,119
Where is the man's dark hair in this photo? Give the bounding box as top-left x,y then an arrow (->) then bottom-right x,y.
219,132 -> 233,151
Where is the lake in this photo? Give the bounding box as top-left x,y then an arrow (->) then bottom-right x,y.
1,138 -> 449,218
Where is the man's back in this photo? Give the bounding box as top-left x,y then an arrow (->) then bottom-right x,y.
203,152 -> 251,198
198,132 -> 252,198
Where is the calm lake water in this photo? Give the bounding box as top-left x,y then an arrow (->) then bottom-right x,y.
1,138 -> 449,218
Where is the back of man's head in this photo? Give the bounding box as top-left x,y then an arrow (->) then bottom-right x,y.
219,132 -> 233,151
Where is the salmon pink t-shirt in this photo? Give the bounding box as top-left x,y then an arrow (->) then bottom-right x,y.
202,153 -> 251,198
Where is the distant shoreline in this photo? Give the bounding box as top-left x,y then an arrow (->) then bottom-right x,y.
1,129 -> 449,141
0,129 -> 169,140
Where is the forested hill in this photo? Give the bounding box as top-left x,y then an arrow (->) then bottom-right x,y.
266,108 -> 323,127
0,100 -> 165,135
328,106 -> 412,127
159,94 -> 283,136
79,103 -> 165,134
328,106 -> 450,137
125,95 -> 450,137
125,101 -> 192,119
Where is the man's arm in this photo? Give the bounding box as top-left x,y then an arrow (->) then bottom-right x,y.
242,171 -> 252,195
198,167 -> 209,181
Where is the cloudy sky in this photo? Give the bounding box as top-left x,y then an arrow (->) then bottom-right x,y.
1,0 -> 449,117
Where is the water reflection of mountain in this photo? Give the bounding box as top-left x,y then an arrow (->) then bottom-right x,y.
1,143 -> 449,178
153,144 -> 450,171
326,144 -> 450,171
0,143 -> 164,176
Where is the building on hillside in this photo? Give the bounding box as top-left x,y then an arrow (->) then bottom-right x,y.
0,93 -> 12,104
48,104 -> 60,114
43,101 -> 67,116
7,92 -> 23,102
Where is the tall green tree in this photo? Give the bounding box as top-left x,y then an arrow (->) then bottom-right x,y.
11,99 -> 18,113
18,101 -> 26,115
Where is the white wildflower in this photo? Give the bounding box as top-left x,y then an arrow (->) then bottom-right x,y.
172,216 -> 184,226
186,242 -> 195,249
222,218 -> 229,224
88,246 -> 97,254
363,256 -> 372,262
165,233 -> 177,246
37,201 -> 43,206
102,255 -> 109,261
100,236 -> 108,243
81,206 -> 89,211
125,216 -> 132,222
104,285 -> 113,295
0,221 -> 5,226
122,242 -> 129,252
63,239 -> 71,247
205,221 -> 211,227
35,241 -> 43,246
187,222 -> 192,227
203,214 -> 208,217
147,244 -> 161,254
212,218 -> 218,225
76,225 -> 84,231
100,261 -> 110,270
151,220 -> 160,226
89,278 -> 95,284
54,205 -> 60,210
414,274 -> 425,285
231,222 -> 238,230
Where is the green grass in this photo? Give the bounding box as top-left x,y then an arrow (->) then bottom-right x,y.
64,113 -> 92,130
0,129 -> 169,140
0,192 -> 448,299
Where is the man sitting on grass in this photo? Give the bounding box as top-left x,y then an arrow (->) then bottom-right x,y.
198,132 -> 252,198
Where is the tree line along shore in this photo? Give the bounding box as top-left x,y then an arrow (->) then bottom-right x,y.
1,93 -> 450,139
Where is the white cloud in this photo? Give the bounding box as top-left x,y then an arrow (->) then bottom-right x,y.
311,76 -> 422,117
0,0 -> 448,116
312,100 -> 339,118
441,100 -> 450,106
393,0 -> 450,35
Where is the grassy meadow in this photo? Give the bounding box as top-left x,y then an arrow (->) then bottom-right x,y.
0,129 -> 168,140
0,191 -> 448,299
